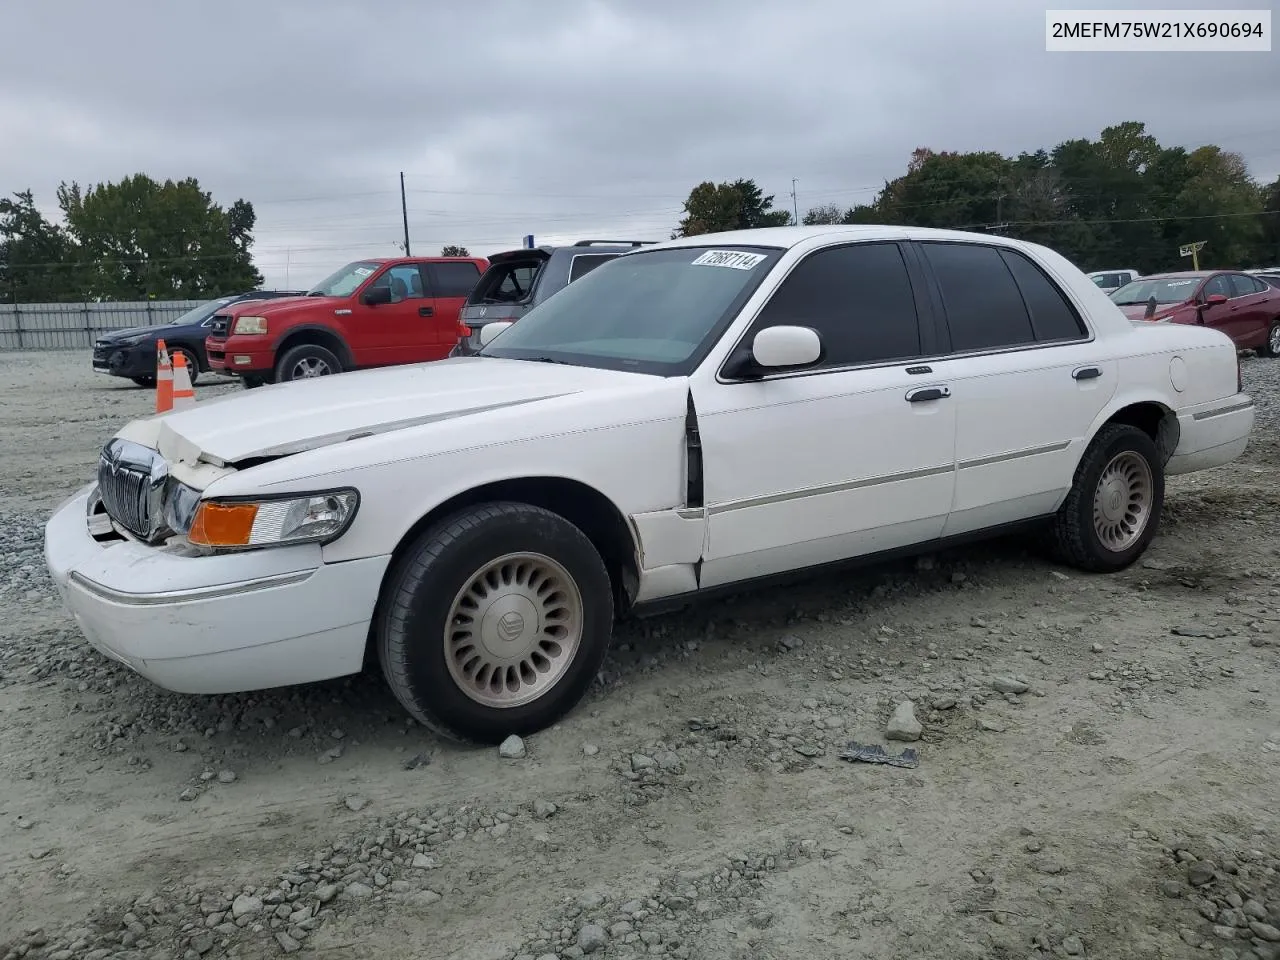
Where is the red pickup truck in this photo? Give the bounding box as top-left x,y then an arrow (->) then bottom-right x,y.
206,255 -> 488,387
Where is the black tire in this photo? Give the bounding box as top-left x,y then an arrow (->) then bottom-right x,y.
240,374 -> 268,389
130,376 -> 156,387
275,343 -> 342,383
1262,320 -> 1280,358
1050,423 -> 1164,573
377,501 -> 614,744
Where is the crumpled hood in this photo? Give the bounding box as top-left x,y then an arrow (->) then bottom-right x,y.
117,357 -> 660,466
98,323 -> 173,342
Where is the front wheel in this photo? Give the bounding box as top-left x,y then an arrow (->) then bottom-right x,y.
275,343 -> 342,382
377,502 -> 614,743
1050,423 -> 1164,573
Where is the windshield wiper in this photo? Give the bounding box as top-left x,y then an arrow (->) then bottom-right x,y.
516,356 -> 572,365
306,290 -> 327,297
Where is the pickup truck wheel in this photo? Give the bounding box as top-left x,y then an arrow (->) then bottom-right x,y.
1050,423 -> 1164,573
377,501 -> 614,744
276,344 -> 342,382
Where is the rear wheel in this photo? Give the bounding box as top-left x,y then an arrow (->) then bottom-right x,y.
276,343 -> 342,382
1050,424 -> 1164,573
377,501 -> 614,744
1263,320 -> 1280,358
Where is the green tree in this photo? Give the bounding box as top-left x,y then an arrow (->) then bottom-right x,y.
440,244 -> 470,257
673,178 -> 791,237
0,190 -> 73,302
56,174 -> 262,300
802,203 -> 846,225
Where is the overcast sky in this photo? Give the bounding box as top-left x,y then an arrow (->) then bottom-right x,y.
3,0 -> 1278,289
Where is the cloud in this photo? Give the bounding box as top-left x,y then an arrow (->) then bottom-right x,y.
2,0 -> 1276,289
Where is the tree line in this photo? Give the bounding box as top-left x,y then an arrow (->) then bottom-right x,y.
0,174 -> 263,303
674,122 -> 1280,273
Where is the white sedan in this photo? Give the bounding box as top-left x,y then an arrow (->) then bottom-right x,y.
45,226 -> 1254,743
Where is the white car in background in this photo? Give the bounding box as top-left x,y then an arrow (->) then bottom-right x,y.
45,226 -> 1254,743
1088,268 -> 1142,294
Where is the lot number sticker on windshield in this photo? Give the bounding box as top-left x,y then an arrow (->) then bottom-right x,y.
691,250 -> 767,270
353,266 -> 373,277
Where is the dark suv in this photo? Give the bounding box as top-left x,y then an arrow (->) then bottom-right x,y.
449,240 -> 653,356
92,290 -> 304,386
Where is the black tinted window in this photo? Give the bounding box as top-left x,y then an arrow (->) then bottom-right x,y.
429,261 -> 481,298
751,242 -> 921,368
998,249 -> 1087,341
922,242 -> 1034,352
568,253 -> 616,283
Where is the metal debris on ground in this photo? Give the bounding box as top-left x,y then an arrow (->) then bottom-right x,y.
838,741 -> 920,769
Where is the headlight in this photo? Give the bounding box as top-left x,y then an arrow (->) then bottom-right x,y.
186,489 -> 359,551
232,316 -> 268,335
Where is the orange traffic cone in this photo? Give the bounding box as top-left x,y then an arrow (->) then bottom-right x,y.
171,350 -> 196,410
155,339 -> 174,414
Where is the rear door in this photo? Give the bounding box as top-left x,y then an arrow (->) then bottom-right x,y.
913,240 -> 1116,536
425,260 -> 484,354
1226,273 -> 1275,348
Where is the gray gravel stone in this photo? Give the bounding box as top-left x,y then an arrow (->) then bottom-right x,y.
577,923 -> 609,953
885,701 -> 922,742
992,677 -> 1029,695
499,735 -> 527,759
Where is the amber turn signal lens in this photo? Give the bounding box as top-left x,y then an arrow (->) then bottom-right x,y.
188,502 -> 259,547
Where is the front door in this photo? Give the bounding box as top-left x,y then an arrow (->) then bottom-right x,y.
690,240 -> 958,588
1226,273 -> 1275,348
349,264 -> 439,366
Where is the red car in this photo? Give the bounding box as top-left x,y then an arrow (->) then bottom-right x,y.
1112,269 -> 1280,356
206,256 -> 489,387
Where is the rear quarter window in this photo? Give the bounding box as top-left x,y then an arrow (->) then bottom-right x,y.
428,261 -> 482,298
568,253 -> 617,284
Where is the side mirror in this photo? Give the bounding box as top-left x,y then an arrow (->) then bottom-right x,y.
362,285 -> 392,306
478,321 -> 513,347
751,325 -> 822,368
1203,293 -> 1228,306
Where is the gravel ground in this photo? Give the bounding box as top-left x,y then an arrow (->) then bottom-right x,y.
1,351 -> 1278,960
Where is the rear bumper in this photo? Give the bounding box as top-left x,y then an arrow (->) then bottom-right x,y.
1166,394 -> 1254,475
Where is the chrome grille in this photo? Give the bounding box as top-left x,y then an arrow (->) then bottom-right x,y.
96,438 -> 169,541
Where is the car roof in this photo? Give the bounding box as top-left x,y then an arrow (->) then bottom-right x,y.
642,224 -> 1071,254
1137,271 -> 1213,280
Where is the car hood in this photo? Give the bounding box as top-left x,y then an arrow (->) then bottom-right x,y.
117,357 -> 663,466
98,323 -> 179,342
224,295 -> 329,318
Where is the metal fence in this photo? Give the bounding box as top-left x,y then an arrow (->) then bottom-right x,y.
0,300 -> 205,351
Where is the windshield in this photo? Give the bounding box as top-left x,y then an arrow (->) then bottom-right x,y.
478,245 -> 785,376
169,295 -> 235,325
308,261 -> 381,297
1111,277 -> 1200,305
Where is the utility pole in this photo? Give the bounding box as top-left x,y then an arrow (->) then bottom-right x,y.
399,172 -> 411,256
791,178 -> 799,225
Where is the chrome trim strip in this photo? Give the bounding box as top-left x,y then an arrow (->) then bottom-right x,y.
708,463 -> 953,516
68,569 -> 315,606
675,508 -> 704,520
1192,400 -> 1254,421
958,440 -> 1071,471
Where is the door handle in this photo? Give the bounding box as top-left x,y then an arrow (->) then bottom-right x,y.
418,306 -> 434,317
905,385 -> 950,403
1072,366 -> 1102,381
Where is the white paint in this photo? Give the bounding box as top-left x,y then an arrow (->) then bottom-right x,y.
750,326 -> 821,368
478,321 -> 513,346
44,224 -> 1255,700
